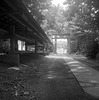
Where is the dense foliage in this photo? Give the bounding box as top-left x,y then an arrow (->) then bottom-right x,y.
22,0 -> 52,24
63,0 -> 99,59
21,0 -> 99,58
1,0 -> 99,59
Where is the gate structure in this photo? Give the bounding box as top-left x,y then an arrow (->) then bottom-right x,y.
48,33 -> 77,54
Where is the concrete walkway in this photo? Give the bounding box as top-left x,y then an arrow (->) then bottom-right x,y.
37,55 -> 93,100
64,55 -> 99,99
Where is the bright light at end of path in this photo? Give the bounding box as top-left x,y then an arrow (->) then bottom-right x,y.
52,0 -> 65,6
45,55 -> 70,59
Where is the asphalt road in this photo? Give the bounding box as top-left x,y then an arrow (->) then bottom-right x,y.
37,55 -> 93,100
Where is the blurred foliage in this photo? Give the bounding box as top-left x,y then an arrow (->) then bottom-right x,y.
63,0 -> 99,59
79,34 -> 99,59
41,6 -> 69,34
22,0 -> 52,24
22,0 -> 99,58
0,40 -> 10,54
1,0 -> 99,58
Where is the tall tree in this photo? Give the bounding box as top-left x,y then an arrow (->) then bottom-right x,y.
22,0 -> 52,24
63,0 -> 99,58
41,5 -> 71,35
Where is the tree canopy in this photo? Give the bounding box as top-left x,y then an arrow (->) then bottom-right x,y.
22,0 -> 99,58
63,0 -> 99,58
22,0 -> 52,24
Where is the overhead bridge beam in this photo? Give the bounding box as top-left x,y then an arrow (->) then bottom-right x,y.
48,34 -> 70,36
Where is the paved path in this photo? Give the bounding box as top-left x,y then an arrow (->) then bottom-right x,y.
37,55 -> 92,100
65,55 -> 99,99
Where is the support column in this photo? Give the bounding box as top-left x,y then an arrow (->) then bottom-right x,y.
46,43 -> 48,51
15,39 -> 18,52
35,40 -> 37,53
21,41 -> 23,51
9,25 -> 19,65
46,44 -> 48,55
10,25 -> 16,54
42,45 -> 45,54
42,42 -> 45,54
46,47 -> 48,52
25,42 -> 28,51
54,35 -> 57,54
67,38 -> 71,54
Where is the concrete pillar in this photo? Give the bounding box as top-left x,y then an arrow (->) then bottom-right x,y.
41,42 -> 44,54
25,42 -> 28,51
67,38 -> 71,54
15,39 -> 18,51
54,35 -> 57,54
46,43 -> 48,51
9,25 -> 20,65
21,41 -> 23,50
35,40 -> 37,53
46,47 -> 48,52
42,45 -> 45,54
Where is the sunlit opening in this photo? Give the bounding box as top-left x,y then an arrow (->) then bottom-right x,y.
52,38 -> 67,54
57,39 -> 67,54
45,55 -> 69,59
52,0 -> 65,7
18,40 -> 25,51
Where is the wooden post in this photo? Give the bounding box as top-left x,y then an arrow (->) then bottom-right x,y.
10,25 -> 16,54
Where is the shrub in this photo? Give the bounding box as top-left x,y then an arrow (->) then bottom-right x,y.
81,39 -> 99,59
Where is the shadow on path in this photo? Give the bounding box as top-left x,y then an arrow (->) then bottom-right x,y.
37,55 -> 94,100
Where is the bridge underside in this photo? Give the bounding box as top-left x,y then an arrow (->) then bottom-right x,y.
0,0 -> 53,65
